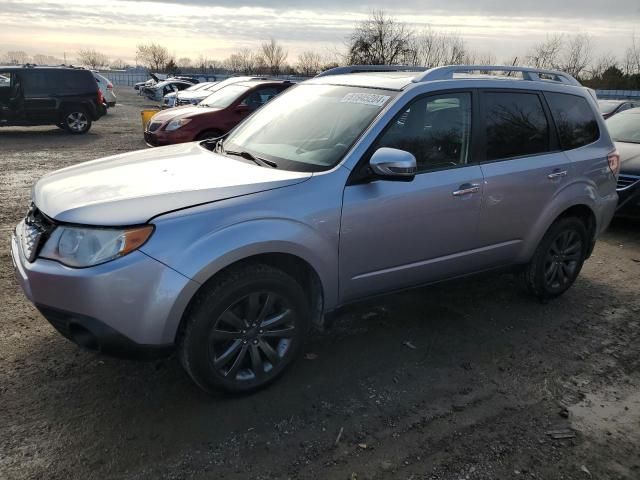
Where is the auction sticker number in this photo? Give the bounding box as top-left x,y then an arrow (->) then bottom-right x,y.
341,93 -> 390,107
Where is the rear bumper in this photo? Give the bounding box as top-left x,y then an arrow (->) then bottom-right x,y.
11,232 -> 200,355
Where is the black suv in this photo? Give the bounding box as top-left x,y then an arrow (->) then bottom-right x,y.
0,65 -> 106,134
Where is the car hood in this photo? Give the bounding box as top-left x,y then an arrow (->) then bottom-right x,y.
151,106 -> 218,123
33,142 -> 311,226
178,90 -> 212,100
617,141 -> 640,176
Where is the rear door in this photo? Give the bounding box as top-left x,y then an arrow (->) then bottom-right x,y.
475,90 -> 570,264
21,70 -> 60,123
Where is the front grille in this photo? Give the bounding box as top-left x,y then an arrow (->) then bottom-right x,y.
147,121 -> 162,132
617,175 -> 640,191
18,204 -> 55,262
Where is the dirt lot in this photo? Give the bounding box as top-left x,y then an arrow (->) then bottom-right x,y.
1,90 -> 639,480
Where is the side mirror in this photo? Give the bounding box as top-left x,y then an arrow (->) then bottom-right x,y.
369,147 -> 417,181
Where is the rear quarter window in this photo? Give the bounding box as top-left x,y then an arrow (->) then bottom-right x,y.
545,92 -> 599,150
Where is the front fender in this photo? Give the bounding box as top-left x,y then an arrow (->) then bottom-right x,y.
141,217 -> 339,309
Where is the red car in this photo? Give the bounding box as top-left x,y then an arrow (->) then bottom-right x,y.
144,80 -> 293,146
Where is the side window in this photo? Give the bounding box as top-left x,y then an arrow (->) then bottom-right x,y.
21,71 -> 50,96
483,92 -> 550,161
242,87 -> 281,112
545,92 -> 599,150
376,92 -> 472,173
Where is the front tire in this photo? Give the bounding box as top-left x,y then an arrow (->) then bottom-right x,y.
178,264 -> 310,394
522,217 -> 588,300
63,109 -> 92,134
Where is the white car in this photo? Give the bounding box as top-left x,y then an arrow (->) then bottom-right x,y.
162,82 -> 216,108
94,73 -> 116,107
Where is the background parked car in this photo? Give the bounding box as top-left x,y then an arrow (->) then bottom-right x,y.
598,99 -> 639,119
142,79 -> 195,102
174,76 -> 269,107
163,82 -> 216,108
607,107 -> 640,218
134,72 -> 165,91
0,65 -> 106,133
144,79 -> 293,146
94,72 -> 116,107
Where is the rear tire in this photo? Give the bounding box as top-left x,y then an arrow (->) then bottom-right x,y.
62,108 -> 92,134
522,217 -> 588,300
178,264 -> 310,394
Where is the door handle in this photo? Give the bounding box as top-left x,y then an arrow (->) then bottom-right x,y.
547,170 -> 567,179
452,183 -> 480,196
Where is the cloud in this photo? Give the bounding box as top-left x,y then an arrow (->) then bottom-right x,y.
0,0 -> 638,62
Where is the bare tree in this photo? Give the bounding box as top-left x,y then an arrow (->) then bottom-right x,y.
234,48 -> 260,74
224,54 -> 243,74
296,51 -> 323,76
527,34 -> 563,70
561,34 -> 592,78
416,27 -> 447,67
177,57 -> 192,69
346,10 -> 415,65
261,38 -> 288,75
77,48 -> 109,69
110,58 -> 127,70
474,51 -> 497,66
4,51 -> 29,65
623,34 -> 640,75
136,43 -> 171,71
588,52 -> 618,79
32,54 -> 62,66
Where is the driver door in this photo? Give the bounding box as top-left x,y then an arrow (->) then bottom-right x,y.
339,91 -> 486,303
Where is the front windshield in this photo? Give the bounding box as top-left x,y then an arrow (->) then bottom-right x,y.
599,101 -> 620,115
223,84 -> 396,171
200,84 -> 249,108
606,112 -> 640,143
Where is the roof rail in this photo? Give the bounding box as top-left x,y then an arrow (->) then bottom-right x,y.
315,65 -> 427,78
413,65 -> 581,86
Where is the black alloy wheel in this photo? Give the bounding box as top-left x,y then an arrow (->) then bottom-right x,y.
209,291 -> 297,382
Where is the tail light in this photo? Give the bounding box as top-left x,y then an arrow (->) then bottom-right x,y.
608,149 -> 620,176
107,83 -> 113,90
97,89 -> 105,104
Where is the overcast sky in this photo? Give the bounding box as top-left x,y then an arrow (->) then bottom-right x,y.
1,0 -> 639,64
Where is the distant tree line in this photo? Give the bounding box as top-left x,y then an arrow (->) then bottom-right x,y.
2,10 -> 640,89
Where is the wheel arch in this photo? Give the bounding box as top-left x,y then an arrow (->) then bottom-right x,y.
521,200 -> 598,263
174,252 -> 326,343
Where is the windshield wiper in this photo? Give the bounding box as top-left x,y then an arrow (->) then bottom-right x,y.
224,149 -> 278,168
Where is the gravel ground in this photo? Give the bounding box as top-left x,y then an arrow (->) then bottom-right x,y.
1,90 -> 639,480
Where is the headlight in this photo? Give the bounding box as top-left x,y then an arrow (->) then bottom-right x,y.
165,118 -> 191,131
39,225 -> 154,267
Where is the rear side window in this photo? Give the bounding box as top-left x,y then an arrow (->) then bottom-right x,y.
545,92 -> 599,150
21,70 -> 96,95
482,92 -> 550,161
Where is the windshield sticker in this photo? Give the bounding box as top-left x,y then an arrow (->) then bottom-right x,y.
341,93 -> 390,107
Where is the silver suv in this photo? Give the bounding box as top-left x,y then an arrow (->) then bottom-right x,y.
11,65 -> 619,393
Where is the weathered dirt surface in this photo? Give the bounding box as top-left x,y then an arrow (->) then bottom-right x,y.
1,90 -> 639,480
